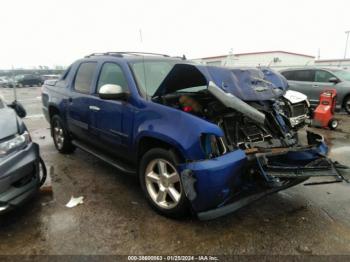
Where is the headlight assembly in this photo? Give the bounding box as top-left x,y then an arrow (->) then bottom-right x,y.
0,131 -> 31,157
305,99 -> 311,108
200,134 -> 227,159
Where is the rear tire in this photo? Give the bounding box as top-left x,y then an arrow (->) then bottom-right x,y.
343,96 -> 350,114
139,148 -> 189,218
51,115 -> 75,154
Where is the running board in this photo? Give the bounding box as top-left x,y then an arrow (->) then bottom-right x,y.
72,140 -> 136,175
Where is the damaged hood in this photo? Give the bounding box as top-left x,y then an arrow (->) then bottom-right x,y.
154,64 -> 288,101
0,107 -> 19,140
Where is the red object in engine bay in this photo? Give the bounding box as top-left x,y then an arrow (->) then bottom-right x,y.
183,106 -> 193,112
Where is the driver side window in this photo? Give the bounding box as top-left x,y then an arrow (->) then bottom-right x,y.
97,63 -> 128,92
315,70 -> 334,83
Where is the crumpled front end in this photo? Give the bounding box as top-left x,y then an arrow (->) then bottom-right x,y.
153,64 -> 349,219
178,131 -> 350,220
178,149 -> 247,213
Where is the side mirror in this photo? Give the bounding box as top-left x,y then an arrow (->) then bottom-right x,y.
9,101 -> 27,118
328,77 -> 340,84
98,84 -> 129,100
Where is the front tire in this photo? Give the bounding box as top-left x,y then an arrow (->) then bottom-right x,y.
343,96 -> 350,114
51,115 -> 75,154
139,148 -> 189,218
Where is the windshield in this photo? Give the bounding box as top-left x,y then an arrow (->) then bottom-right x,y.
330,69 -> 350,81
130,60 -> 177,97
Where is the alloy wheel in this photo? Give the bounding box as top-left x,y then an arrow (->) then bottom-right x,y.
346,101 -> 350,113
53,120 -> 65,150
145,159 -> 182,209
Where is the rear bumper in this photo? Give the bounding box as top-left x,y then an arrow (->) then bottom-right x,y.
0,143 -> 41,212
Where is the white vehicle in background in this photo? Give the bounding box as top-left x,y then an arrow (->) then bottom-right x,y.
282,89 -> 310,128
0,76 -> 11,87
0,78 -> 6,87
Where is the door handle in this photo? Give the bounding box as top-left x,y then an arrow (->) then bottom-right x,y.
313,85 -> 319,88
68,97 -> 73,103
89,105 -> 100,111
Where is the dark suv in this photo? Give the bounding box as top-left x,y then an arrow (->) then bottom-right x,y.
280,68 -> 350,113
41,52 -> 349,219
15,74 -> 43,87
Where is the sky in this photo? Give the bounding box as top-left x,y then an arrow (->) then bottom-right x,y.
0,0 -> 349,69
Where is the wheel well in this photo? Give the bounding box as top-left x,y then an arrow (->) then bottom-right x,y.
138,137 -> 185,163
48,105 -> 60,120
343,94 -> 350,108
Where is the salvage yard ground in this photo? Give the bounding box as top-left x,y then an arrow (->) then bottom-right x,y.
0,86 -> 350,255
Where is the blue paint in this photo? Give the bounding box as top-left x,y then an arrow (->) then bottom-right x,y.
178,150 -> 247,212
41,55 -> 333,215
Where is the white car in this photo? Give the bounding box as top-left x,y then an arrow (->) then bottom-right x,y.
282,89 -> 310,128
0,76 -> 15,88
0,77 -> 9,87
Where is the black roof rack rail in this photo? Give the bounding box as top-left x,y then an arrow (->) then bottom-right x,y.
172,54 -> 187,60
106,52 -> 170,57
85,51 -> 170,58
84,53 -> 109,58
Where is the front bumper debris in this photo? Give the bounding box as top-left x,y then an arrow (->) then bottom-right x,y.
256,145 -> 350,186
179,131 -> 349,220
196,178 -> 306,220
179,149 -> 247,213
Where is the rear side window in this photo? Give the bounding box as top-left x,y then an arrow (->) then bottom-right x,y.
97,63 -> 128,92
315,70 -> 334,82
294,70 -> 315,82
281,71 -> 295,80
74,62 -> 97,93
282,70 -> 315,82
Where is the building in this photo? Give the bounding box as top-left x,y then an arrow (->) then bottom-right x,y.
192,50 -> 315,70
314,59 -> 350,70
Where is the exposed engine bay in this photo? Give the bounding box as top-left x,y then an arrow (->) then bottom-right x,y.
152,63 -> 349,203
156,89 -> 306,152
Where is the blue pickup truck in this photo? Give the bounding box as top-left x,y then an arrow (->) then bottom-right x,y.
41,52 -> 349,220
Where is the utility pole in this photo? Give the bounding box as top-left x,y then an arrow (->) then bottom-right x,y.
344,30 -> 350,59
11,65 -> 17,101
139,29 -> 143,44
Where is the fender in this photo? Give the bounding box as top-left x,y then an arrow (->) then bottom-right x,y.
133,101 -> 224,161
